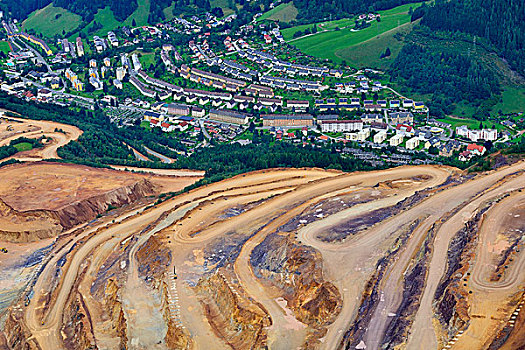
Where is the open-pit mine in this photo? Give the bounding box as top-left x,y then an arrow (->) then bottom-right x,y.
0,160 -> 524,350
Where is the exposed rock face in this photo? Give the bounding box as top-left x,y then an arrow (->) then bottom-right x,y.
104,279 -> 128,349
159,281 -> 192,350
3,310 -> 39,350
0,179 -> 157,243
340,220 -> 422,349
55,179 -> 157,230
251,232 -> 341,340
433,204 -> 492,343
136,233 -> 171,283
0,199 -> 62,242
61,293 -> 97,350
196,270 -> 270,349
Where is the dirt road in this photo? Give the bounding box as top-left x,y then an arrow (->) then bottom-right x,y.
0,115 -> 82,160
6,164 -> 524,350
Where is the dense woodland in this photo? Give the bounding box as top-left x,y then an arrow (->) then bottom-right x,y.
175,143 -> 377,184
390,43 -> 501,117
420,0 -> 525,76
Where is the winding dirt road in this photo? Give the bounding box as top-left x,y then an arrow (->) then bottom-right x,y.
6,163 -> 525,350
0,115 -> 82,160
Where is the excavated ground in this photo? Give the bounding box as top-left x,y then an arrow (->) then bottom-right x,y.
0,162 -> 202,242
1,163 -> 524,350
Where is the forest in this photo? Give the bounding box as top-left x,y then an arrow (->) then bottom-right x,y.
420,0 -> 525,76
390,43 -> 501,117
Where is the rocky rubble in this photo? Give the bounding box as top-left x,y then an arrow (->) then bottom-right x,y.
196,269 -> 270,349
251,232 -> 341,345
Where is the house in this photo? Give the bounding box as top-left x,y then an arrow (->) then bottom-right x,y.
103,57 -> 111,67
395,124 -> 414,136
467,143 -> 486,156
459,150 -> 472,162
161,122 -> 176,132
165,103 -> 190,116
405,137 -> 420,150
402,99 -> 413,108
389,112 -> 414,125
176,121 -> 189,132
361,113 -> 382,124
374,131 -> 387,143
389,134 -> 404,146
389,100 -> 400,108
192,106 -> 205,118
425,136 -> 441,149
456,126 -> 498,142
143,111 -> 161,121
37,88 -> 52,99
113,79 -> 123,89
414,101 -> 425,110
287,100 -> 309,110
319,120 -> 363,133
439,140 -> 461,157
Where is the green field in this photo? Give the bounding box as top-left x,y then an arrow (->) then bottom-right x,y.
23,4 -> 82,37
285,2 -> 424,63
163,2 -> 176,20
0,41 -> 11,54
282,18 -> 356,40
436,116 -> 482,130
139,51 -> 156,68
334,20 -> 417,69
492,87 -> 525,115
123,0 -> 151,27
257,2 -> 298,23
210,0 -> 236,16
13,142 -> 33,152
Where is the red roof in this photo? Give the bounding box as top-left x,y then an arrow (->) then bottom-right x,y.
180,121 -> 188,126
396,124 -> 413,131
161,122 -> 171,128
150,119 -> 159,125
467,144 -> 485,152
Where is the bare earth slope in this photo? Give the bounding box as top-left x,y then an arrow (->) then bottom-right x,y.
0,163 -> 524,350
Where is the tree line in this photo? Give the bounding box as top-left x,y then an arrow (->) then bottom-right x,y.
419,0 -> 525,77
389,43 -> 500,118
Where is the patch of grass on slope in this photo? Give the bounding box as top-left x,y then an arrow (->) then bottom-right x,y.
335,20 -> 417,69
257,2 -> 298,23
287,2 -> 423,62
23,4 -> 82,37
0,41 -> 11,54
210,0 -> 236,17
492,87 -> 525,115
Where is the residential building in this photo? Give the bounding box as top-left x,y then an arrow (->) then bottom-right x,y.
116,67 -> 126,81
374,131 -> 387,143
467,143 -> 486,156
389,112 -> 414,125
389,134 -> 404,146
209,109 -> 249,124
262,114 -> 314,128
320,120 -> 363,133
405,137 -> 420,150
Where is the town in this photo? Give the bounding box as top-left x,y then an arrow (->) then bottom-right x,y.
0,10 -> 521,167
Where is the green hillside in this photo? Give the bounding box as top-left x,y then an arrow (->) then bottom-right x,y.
285,2 -> 423,63
23,4 -> 82,37
257,2 -> 298,23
